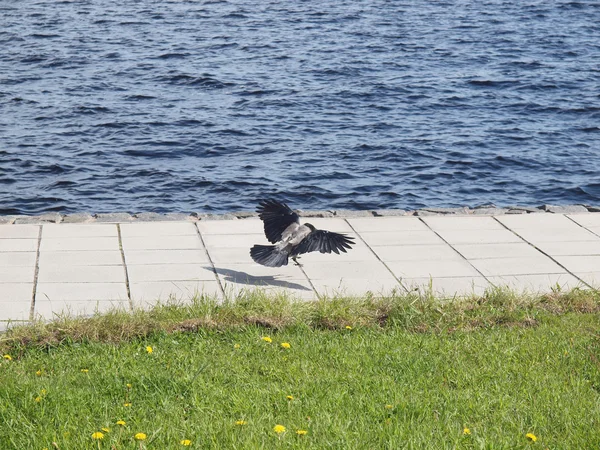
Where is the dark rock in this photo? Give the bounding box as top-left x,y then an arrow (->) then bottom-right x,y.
417,207 -> 471,215
330,210 -> 374,217
233,211 -> 257,219
134,212 -> 167,221
472,208 -> 508,215
164,213 -> 197,221
541,204 -> 589,214
14,213 -> 62,224
62,213 -> 94,223
296,210 -> 335,218
0,216 -> 15,224
94,213 -> 134,222
373,209 -> 407,217
197,213 -> 239,220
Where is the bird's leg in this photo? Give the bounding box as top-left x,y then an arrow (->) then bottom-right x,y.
291,256 -> 303,267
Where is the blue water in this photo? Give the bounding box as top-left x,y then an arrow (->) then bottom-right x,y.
1,1 -> 599,214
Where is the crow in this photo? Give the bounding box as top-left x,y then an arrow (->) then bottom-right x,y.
250,199 -> 355,267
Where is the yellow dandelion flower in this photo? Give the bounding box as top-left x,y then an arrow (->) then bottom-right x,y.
101,427 -> 110,433
234,344 -> 240,349
180,439 -> 192,446
345,325 -> 352,330
262,336 -> 272,343
463,427 -> 471,435
273,424 -> 286,434
34,396 -> 42,403
385,404 -> 393,409
526,433 -> 537,442
280,342 -> 291,349
36,370 -> 42,376
235,420 -> 247,426
146,346 -> 153,354
124,402 -> 132,407
126,383 -> 132,389
91,432 -> 104,440
296,429 -> 308,436
134,432 -> 147,441
81,368 -> 89,373
3,354 -> 12,361
286,395 -> 294,401
116,420 -> 126,426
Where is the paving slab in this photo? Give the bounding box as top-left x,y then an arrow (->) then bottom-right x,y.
120,222 -> 198,237
124,249 -> 209,265
35,282 -> 128,302
0,224 -> 40,238
402,277 -> 490,297
452,243 -> 541,259
42,224 -> 117,238
130,280 -> 222,306
514,226 -> 598,243
312,278 -> 402,298
469,256 -> 566,277
553,255 -> 600,273
534,241 -> 600,256
223,280 -> 315,301
487,274 -> 582,293
197,218 -> 263,235
39,251 -> 123,266
568,214 -> 600,228
422,216 -> 504,231
127,264 -> 216,282
434,228 -> 523,245
373,244 -> 461,262
0,239 -> 38,252
40,236 -> 119,252
0,301 -> 32,321
360,230 -> 445,246
388,259 -> 481,278
573,273 -> 600,288
121,235 -> 203,251
0,266 -> 36,283
347,217 -> 428,232
37,265 -> 126,283
34,300 -> 131,319
0,252 -> 37,267
301,260 -> 394,280
0,214 -> 599,324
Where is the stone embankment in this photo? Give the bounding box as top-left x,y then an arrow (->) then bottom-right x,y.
0,204 -> 596,224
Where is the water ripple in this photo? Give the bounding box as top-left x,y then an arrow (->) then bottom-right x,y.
1,0 -> 599,214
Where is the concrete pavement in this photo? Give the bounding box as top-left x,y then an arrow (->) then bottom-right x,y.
1,212 -> 600,325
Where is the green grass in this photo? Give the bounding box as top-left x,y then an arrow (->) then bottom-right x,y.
1,288 -> 599,449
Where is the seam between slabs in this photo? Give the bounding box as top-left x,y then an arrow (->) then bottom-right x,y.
30,225 -> 43,321
116,224 -> 133,311
194,223 -> 226,301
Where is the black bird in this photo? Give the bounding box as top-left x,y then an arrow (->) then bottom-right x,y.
250,199 -> 355,267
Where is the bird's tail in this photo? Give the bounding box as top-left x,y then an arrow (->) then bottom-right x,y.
250,245 -> 289,267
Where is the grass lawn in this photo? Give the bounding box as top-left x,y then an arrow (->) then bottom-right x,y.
1,288 -> 599,449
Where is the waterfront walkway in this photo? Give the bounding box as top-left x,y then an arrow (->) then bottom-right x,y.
1,212 -> 600,327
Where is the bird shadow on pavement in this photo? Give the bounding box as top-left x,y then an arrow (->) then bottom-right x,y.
208,266 -> 312,291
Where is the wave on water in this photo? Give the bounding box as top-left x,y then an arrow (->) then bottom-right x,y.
1,0 -> 599,214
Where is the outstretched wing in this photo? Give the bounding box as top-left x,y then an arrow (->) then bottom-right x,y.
291,230 -> 355,255
256,199 -> 300,244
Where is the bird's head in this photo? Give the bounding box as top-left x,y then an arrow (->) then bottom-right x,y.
304,223 -> 316,232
